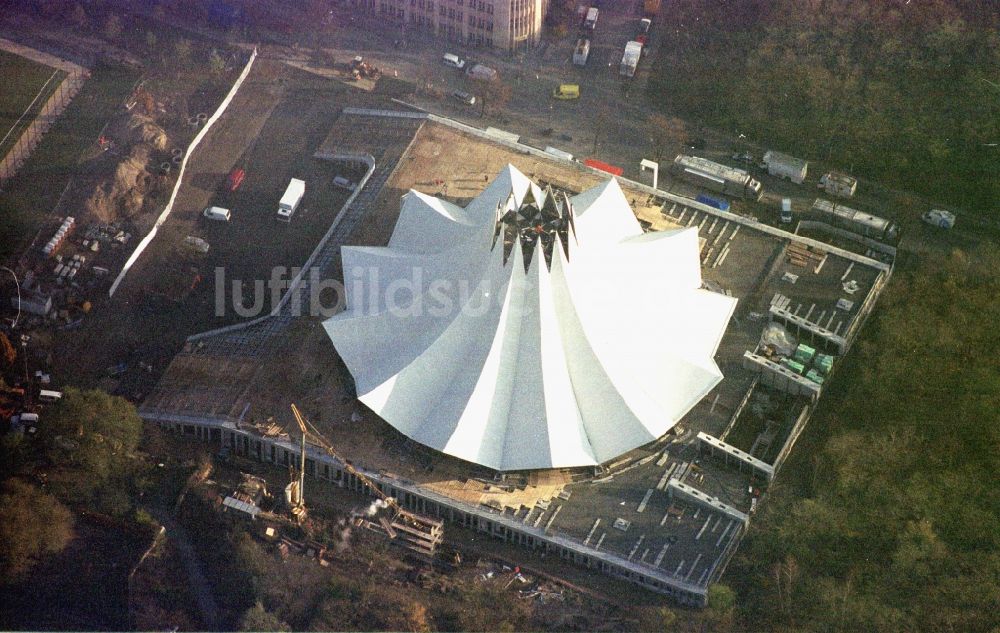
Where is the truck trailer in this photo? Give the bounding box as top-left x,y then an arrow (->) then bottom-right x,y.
573,39 -> 591,66
670,155 -> 764,201
620,41 -> 642,77
819,171 -> 857,198
276,178 -> 305,223
810,198 -> 897,242
762,150 -> 808,184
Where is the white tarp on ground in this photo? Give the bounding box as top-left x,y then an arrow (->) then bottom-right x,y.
323,164 -> 736,471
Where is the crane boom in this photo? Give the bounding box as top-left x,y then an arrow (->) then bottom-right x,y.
291,404 -> 400,513
289,404 -> 445,552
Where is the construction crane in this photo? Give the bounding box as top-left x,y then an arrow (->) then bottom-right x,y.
289,404 -> 444,553
286,405 -> 309,521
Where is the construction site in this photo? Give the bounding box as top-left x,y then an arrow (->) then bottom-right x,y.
138,97 -> 892,606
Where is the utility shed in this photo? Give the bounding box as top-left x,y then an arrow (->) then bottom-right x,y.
762,151 -> 808,184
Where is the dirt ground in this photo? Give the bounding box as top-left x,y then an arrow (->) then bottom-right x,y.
47,59 -> 360,395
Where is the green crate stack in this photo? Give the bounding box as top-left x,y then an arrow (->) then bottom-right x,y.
793,343 -> 816,364
781,358 -> 806,374
805,369 -> 826,385
814,353 -> 834,375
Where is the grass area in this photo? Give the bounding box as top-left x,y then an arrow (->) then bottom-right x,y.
0,49 -> 64,158
0,61 -> 140,261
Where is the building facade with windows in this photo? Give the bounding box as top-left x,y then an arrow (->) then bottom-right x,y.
352,0 -> 548,51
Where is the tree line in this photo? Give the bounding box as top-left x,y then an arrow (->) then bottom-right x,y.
648,0 -> 1000,214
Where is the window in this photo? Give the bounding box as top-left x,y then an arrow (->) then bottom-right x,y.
457,10 -> 462,20
469,14 -> 475,25
440,5 -> 445,14
448,7 -> 453,18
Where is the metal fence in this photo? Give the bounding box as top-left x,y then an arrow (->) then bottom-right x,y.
0,70 -> 88,185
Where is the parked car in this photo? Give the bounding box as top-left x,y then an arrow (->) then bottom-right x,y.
228,167 -> 245,191
451,90 -> 476,105
333,175 -> 356,191
552,84 -> 580,100
203,206 -> 231,222
442,53 -> 465,69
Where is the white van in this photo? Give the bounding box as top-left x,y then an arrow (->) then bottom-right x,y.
203,206 -> 231,222
442,53 -> 465,69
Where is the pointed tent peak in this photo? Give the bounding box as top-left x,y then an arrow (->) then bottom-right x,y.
571,176 -> 629,214
568,177 -> 642,246
402,188 -> 471,223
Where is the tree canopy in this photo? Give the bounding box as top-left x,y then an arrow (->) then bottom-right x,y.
0,479 -> 74,584
733,245 -> 1000,633
648,0 -> 1000,213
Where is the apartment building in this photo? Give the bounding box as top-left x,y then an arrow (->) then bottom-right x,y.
352,0 -> 548,51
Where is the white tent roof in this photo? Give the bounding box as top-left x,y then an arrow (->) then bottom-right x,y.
323,165 -> 736,471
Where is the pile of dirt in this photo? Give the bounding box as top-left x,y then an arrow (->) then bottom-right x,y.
85,113 -> 170,222
106,113 -> 169,151
86,145 -> 156,222
125,114 -> 169,150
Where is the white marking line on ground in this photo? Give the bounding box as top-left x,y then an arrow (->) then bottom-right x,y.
841,261 -> 855,281
695,516 -> 712,541
595,532 -> 606,550
716,520 -> 734,547
628,535 -> 645,561
650,543 -> 668,569
674,560 -> 685,577
584,518 -> 601,545
698,567 -> 710,585
685,553 -> 703,581
637,488 -> 654,513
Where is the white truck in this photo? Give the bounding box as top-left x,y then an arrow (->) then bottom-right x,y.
620,41 -> 642,77
819,171 -> 857,198
584,7 -> 599,29
762,150 -> 808,184
276,178 -> 305,223
573,38 -> 591,66
465,63 -> 498,81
